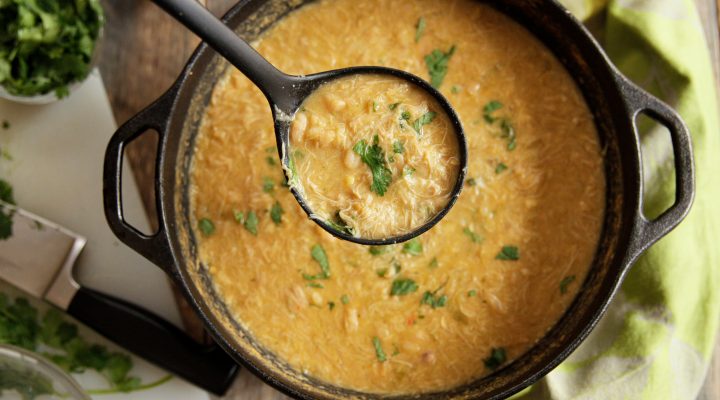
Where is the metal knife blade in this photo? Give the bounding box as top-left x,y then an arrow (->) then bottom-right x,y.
0,200 -> 84,309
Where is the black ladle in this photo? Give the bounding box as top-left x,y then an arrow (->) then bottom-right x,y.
153,0 -> 468,245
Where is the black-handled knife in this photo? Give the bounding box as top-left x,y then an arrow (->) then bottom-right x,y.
0,201 -> 238,395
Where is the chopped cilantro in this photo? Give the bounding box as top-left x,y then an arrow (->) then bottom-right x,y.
413,111 -> 437,133
266,156 -> 277,166
390,278 -> 418,296
372,101 -> 379,112
403,165 -> 416,177
401,110 -> 412,121
341,294 -> 350,304
402,238 -> 423,255
233,209 -> 244,224
560,275 -> 576,294
262,177 -> 275,193
328,302 -> 335,310
463,227 -> 483,243
468,289 -> 477,297
353,135 -> 393,196
0,178 -> 15,240
501,119 -> 517,151
307,282 -> 324,289
483,101 -> 503,123
429,257 -> 439,269
496,163 -> 508,174
483,347 -> 507,370
388,102 -> 400,110
424,45 -> 456,88
198,218 -> 215,237
372,337 -> 387,362
392,140 -> 405,154
244,211 -> 259,236
421,290 -> 448,309
303,244 -> 330,280
466,177 -> 477,186
376,268 -> 389,277
327,211 -> 354,235
415,17 -> 426,42
496,245 -> 519,261
369,246 -> 391,256
0,0 -> 104,97
270,201 -> 283,225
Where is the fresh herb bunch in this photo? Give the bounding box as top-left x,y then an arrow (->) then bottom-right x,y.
0,0 -> 104,97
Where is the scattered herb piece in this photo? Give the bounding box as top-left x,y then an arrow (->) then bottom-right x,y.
372,337 -> 387,362
266,156 -> 277,166
402,238 -> 423,256
0,179 -> 15,240
500,119 -> 517,151
392,344 -> 400,356
303,244 -> 331,280
403,165 -> 416,177
451,85 -> 461,94
483,347 -> 507,370
496,245 -> 519,261
341,294 -> 350,304
233,209 -> 245,224
1,120 -> 9,129
376,268 -> 389,278
463,227 -> 483,243
327,211 -> 354,235
262,177 -> 275,193
392,140 -> 405,154
390,278 -> 418,296
369,246 -> 391,256
328,302 -> 335,310
415,17 -> 426,42
244,211 -> 259,236
388,102 -> 400,110
307,282 -> 324,289
468,289 -> 478,297
198,218 -> 215,237
429,257 -> 439,269
353,135 -> 393,196
401,110 -> 412,121
483,101 -> 503,123
560,275 -> 576,294
425,46 -> 456,88
495,163 -> 508,174
270,201 -> 284,225
421,291 -> 448,309
466,178 -> 476,186
413,111 -> 437,133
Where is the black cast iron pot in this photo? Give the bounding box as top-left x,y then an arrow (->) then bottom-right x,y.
103,0 -> 695,398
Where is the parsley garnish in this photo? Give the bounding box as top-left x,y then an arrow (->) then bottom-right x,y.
390,278 -> 418,296
496,245 -> 519,260
483,101 -> 503,123
401,110 -> 412,121
327,211 -> 354,235
463,227 -> 483,243
303,244 -> 331,280
244,211 -> 259,235
307,282 -> 324,289
262,177 -> 275,193
388,102 -> 400,110
376,268 -> 388,277
483,347 -> 507,370
424,45 -> 456,88
266,156 -> 277,166
415,17 -> 426,42
402,238 -> 423,255
560,275 -> 576,294
403,165 -> 416,177
501,119 -> 517,151
372,337 -> 387,362
420,282 -> 448,308
496,163 -> 508,174
233,209 -> 244,224
353,135 -> 393,196
413,111 -> 436,133
392,140 -> 405,154
0,178 -> 16,240
341,294 -> 350,304
369,246 -> 391,256
198,218 -> 215,237
270,201 -> 283,225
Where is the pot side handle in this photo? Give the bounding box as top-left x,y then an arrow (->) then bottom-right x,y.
103,87 -> 177,271
620,77 -> 696,259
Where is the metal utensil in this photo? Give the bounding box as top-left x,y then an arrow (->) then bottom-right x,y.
151,0 -> 468,245
0,201 -> 238,395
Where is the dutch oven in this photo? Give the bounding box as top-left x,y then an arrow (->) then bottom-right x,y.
103,0 -> 695,398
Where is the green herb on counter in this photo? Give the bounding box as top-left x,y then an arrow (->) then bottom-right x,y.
0,179 -> 15,240
244,211 -> 259,236
0,0 -> 104,97
341,294 -> 350,304
353,135 -> 393,196
468,289 -> 477,297
402,238 -> 423,256
425,46 -> 456,88
413,111 -> 437,133
390,278 -> 418,296
463,227 -> 483,243
262,177 -> 275,193
415,17 -> 426,42
304,244 -> 331,280
198,218 -> 215,237
496,162 -> 508,174
560,275 -> 576,294
496,245 -> 519,261
270,201 -> 284,225
483,101 -> 503,123
483,347 -> 507,370
372,337 -> 387,362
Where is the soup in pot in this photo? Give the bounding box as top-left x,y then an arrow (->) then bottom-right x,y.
191,0 -> 605,394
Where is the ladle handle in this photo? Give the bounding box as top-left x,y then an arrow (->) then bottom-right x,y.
152,0 -> 289,101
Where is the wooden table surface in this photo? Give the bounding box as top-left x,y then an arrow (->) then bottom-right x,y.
96,1 -> 720,399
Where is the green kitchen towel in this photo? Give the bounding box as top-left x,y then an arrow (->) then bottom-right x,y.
514,0 -> 720,399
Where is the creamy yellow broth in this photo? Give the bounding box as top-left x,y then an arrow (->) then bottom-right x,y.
191,0 -> 605,394
290,74 -> 461,239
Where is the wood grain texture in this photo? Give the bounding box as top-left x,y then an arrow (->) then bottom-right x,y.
97,1 -> 719,399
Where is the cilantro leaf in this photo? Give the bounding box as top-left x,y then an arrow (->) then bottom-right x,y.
496,162 -> 508,174
198,218 -> 215,237
424,46 -> 456,88
270,201 -> 283,225
392,140 -> 405,154
390,278 -> 418,296
483,347 -> 507,370
560,275 -> 576,294
415,17 -> 426,42
402,238 -> 423,255
262,177 -> 275,193
369,245 -> 391,256
496,245 -> 519,261
463,227 -> 483,243
483,101 -> 503,123
0,178 -> 15,240
244,211 -> 259,235
372,337 -> 387,362
413,111 -> 437,134
353,135 -> 393,196
304,244 -> 331,280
